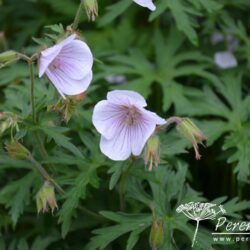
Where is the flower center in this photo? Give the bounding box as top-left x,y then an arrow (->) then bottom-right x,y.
122,106 -> 141,126
49,58 -> 61,71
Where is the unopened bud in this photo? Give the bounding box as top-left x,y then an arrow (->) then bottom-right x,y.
5,140 -> 30,160
177,118 -> 207,160
144,135 -> 160,171
48,95 -> 82,123
0,112 -> 19,135
83,0 -> 98,21
0,50 -> 17,62
36,181 -> 58,214
149,219 -> 164,250
0,50 -> 18,68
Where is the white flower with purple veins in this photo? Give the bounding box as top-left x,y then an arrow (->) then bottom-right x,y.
39,34 -> 93,97
92,90 -> 166,160
133,0 -> 156,11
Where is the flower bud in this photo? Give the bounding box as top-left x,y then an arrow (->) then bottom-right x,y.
48,94 -> 83,123
177,118 -> 207,160
144,135 -> 160,171
149,219 -> 164,250
0,112 -> 19,135
5,140 -> 30,160
0,50 -> 18,68
0,50 -> 17,62
83,0 -> 98,21
36,181 -> 58,214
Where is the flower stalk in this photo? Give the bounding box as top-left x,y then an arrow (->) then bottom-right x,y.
27,154 -> 64,194
29,61 -> 36,123
119,160 -> 135,211
72,2 -> 84,30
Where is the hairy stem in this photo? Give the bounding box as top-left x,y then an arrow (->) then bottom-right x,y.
156,116 -> 182,133
29,62 -> 36,123
165,116 -> 182,126
119,160 -> 134,211
27,154 -> 64,194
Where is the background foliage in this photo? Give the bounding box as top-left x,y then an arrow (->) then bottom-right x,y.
0,0 -> 250,249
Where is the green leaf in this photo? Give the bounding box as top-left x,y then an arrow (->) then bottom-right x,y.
86,212 -> 151,250
223,129 -> 250,182
168,0 -> 198,46
98,0 -> 132,27
31,234 -> 60,250
17,239 -> 29,250
42,126 -> 84,158
58,167 -> 99,237
0,172 -> 36,225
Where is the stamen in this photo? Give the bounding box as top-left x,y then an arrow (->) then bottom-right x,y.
49,58 -> 61,71
123,106 -> 141,126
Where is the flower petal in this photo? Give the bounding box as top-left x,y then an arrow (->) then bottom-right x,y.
100,126 -> 132,161
133,0 -> 156,11
214,51 -> 237,69
39,45 -> 62,78
38,35 -> 76,78
45,68 -> 93,96
143,109 -> 166,125
131,110 -> 165,155
107,90 -> 147,107
57,40 -> 93,80
92,101 -> 125,140
130,122 -> 154,156
59,34 -> 76,46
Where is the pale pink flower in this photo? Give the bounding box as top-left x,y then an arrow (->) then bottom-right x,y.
92,90 -> 166,160
39,34 -> 93,97
133,0 -> 156,11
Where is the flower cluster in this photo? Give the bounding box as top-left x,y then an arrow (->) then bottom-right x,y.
1,1 -> 208,218
37,32 -> 207,166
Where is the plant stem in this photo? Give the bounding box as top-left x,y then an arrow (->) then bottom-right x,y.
27,154 -> 64,194
119,160 -> 134,211
29,62 -> 36,123
165,116 -> 182,126
156,116 -> 182,132
72,2 -> 83,30
79,206 -> 108,222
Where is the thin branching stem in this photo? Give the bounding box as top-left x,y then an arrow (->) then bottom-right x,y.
119,159 -> 134,211
72,2 -> 83,30
27,154 -> 65,194
79,206 -> 108,222
28,61 -> 36,123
